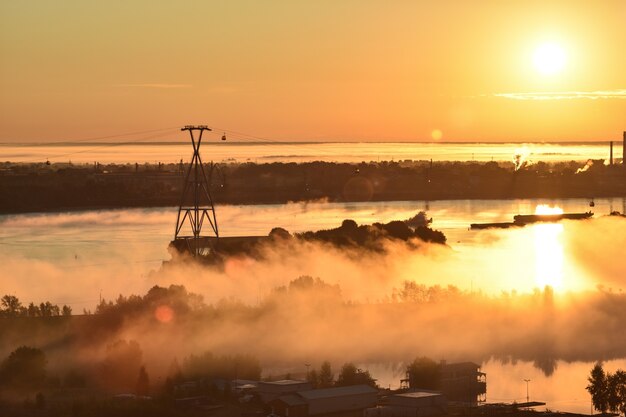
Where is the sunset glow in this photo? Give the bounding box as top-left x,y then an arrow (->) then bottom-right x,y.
533,205 -> 565,289
2,1 -> 626,414
0,1 -> 624,142
535,204 -> 564,215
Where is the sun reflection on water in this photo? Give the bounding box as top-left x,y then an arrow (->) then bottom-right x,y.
533,205 -> 564,289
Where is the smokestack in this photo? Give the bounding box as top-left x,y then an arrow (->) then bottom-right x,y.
624,132 -> 626,168
610,141 -> 614,165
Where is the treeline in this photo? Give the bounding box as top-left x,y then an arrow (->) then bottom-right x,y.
296,218 -> 446,248
0,295 -> 72,318
3,159 -> 626,213
0,342 -> 442,400
305,361 -> 376,388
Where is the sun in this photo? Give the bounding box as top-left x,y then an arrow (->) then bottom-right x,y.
533,42 -> 566,75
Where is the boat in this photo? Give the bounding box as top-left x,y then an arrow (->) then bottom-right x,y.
513,212 -> 593,224
470,222 -> 518,230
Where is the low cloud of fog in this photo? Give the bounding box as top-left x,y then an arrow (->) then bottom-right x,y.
2,209 -> 626,379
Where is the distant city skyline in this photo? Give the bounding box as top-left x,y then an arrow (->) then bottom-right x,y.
1,0 -> 624,143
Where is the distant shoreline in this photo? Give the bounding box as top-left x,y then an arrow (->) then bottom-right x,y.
2,160 -> 626,215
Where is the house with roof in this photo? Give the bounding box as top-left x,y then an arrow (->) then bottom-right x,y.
269,384 -> 378,416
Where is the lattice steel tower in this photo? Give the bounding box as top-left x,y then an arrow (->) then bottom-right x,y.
174,125 -> 219,256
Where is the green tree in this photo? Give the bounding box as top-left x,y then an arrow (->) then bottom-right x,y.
0,346 -> 47,390
318,361 -> 334,388
406,357 -> 441,390
335,363 -> 377,387
587,362 -> 609,413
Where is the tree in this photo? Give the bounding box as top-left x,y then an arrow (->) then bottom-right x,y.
406,357 -> 441,390
27,302 -> 40,317
607,370 -> 626,416
615,370 -> 626,416
307,369 -> 319,388
135,366 -> 150,396
335,363 -> 377,387
587,362 -> 609,413
99,340 -> 143,392
62,305 -> 72,316
1,295 -> 22,316
318,361 -> 334,388
0,346 -> 47,390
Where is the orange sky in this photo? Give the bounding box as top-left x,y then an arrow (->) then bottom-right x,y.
0,0 -> 624,143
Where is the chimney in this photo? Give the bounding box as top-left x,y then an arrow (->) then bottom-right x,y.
624,132 -> 626,168
610,141 -> 614,165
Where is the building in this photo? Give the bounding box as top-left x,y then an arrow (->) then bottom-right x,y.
440,362 -> 486,404
401,361 -> 486,405
365,391 -> 447,417
258,379 -> 312,403
269,384 -> 378,416
386,391 -> 447,417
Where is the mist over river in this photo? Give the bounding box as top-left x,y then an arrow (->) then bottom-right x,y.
2,197 -> 626,414
1,141 -> 619,164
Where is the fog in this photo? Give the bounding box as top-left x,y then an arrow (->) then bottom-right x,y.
2,205 -> 626,389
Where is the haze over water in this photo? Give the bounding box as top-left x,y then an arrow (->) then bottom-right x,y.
1,141 -> 619,164
3,198 -> 626,413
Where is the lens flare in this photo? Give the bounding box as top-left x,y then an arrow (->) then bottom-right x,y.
154,305 -> 174,323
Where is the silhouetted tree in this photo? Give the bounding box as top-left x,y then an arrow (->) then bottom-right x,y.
0,346 -> 47,390
1,295 -> 22,316
27,302 -> 40,317
588,363 -> 609,413
135,366 -> 150,396
318,361 -> 334,388
99,340 -> 143,392
335,363 -> 377,387
406,357 -> 441,390
62,305 -> 72,316
607,370 -> 626,416
307,369 -> 319,388
587,363 -> 626,415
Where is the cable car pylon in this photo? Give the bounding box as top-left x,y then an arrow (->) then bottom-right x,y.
172,125 -> 220,256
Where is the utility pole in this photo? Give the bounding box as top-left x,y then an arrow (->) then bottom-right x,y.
173,125 -> 219,256
524,379 -> 531,403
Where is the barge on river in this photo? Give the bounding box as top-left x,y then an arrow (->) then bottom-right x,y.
471,211 -> 593,230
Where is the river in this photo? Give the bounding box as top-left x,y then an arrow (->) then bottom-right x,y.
2,197 -> 626,413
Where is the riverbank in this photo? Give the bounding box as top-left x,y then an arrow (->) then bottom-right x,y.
2,160 -> 626,214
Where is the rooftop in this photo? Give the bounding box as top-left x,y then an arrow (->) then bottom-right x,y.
260,379 -> 308,386
275,394 -> 307,407
395,391 -> 444,399
298,385 -> 378,400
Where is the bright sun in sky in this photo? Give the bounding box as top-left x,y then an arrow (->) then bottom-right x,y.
533,42 -> 567,75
